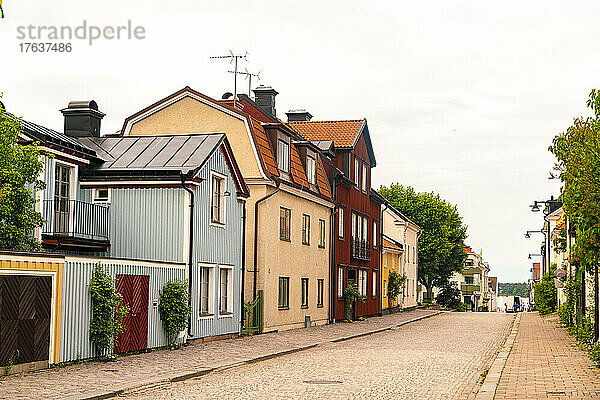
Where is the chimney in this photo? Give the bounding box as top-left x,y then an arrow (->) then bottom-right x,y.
252,85 -> 278,116
286,109 -> 313,122
60,100 -> 105,137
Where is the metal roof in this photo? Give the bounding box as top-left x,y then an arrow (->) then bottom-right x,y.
78,133 -> 225,176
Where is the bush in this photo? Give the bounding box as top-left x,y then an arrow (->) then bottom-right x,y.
589,342 -> 600,368
89,264 -> 129,357
436,282 -> 461,309
159,280 -> 191,346
534,273 -> 557,315
456,302 -> 467,312
387,271 -> 406,308
557,303 -> 573,327
343,284 -> 362,321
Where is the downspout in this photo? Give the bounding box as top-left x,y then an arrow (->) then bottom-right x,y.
329,204 -> 339,324
416,229 -> 423,302
180,174 -> 195,338
379,202 -> 389,316
239,202 -> 247,335
252,180 -> 280,300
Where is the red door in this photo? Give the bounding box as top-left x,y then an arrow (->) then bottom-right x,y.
114,274 -> 149,354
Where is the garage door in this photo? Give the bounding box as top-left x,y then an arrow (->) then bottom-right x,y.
0,275 -> 52,366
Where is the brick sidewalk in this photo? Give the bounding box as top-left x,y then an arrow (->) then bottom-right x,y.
495,312 -> 600,399
0,309 -> 438,400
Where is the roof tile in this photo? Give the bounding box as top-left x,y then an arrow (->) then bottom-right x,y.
287,120 -> 364,148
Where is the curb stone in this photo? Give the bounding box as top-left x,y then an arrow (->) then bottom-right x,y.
77,310 -> 442,400
474,313 -> 521,400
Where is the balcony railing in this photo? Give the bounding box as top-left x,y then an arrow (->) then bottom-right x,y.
461,283 -> 481,294
351,237 -> 370,261
42,199 -> 110,242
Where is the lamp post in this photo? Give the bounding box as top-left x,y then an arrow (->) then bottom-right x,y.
528,196 -> 561,276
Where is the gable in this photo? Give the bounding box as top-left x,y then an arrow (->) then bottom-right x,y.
124,93 -> 265,179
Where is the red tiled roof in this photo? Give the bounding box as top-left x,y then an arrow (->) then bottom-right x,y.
290,144 -> 309,188
383,238 -> 402,251
287,120 -> 365,148
249,118 -> 279,177
315,157 -> 331,198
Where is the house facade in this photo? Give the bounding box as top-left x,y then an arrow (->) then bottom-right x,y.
288,116 -> 384,321
450,246 -> 493,311
381,205 -> 420,311
116,87 -> 334,332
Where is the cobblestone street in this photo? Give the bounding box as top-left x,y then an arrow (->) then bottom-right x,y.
124,312 -> 514,400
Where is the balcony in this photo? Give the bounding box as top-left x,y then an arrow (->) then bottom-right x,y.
41,199 -> 110,250
351,237 -> 370,261
461,283 -> 481,294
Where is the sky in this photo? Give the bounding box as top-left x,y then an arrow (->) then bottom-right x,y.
2,0 -> 598,282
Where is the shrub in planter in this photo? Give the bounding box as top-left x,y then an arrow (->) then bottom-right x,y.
89,263 -> 129,357
436,281 -> 461,310
387,271 -> 406,309
343,284 -> 363,322
159,280 -> 191,346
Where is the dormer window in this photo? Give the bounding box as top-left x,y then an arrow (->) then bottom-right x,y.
277,139 -> 290,173
307,155 -> 316,185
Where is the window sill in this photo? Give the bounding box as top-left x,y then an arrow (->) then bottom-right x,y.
218,313 -> 233,318
278,306 -> 290,310
302,243 -> 310,246
280,238 -> 291,242
301,305 -> 308,309
318,245 -> 325,249
199,313 -> 214,320
317,304 -> 324,308
210,221 -> 226,229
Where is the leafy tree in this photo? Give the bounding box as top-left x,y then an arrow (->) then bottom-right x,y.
436,281 -> 462,309
89,263 -> 129,357
158,280 -> 191,346
379,184 -> 468,301
0,100 -> 45,250
498,283 -> 529,298
387,271 -> 406,308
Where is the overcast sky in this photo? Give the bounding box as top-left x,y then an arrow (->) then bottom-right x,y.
3,1 -> 598,282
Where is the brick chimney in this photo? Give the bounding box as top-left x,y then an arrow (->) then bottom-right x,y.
60,100 -> 105,137
252,85 -> 278,117
286,109 -> 313,122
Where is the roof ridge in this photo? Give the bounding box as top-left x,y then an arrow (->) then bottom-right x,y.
287,119 -> 364,124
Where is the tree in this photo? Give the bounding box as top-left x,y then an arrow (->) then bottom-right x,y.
0,101 -> 45,250
498,283 -> 529,297
550,89 -> 600,340
436,281 -> 462,309
387,271 -> 406,308
379,184 -> 468,301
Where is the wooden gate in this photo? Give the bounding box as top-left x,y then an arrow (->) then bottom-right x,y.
0,275 -> 52,366
241,290 -> 263,335
114,274 -> 149,354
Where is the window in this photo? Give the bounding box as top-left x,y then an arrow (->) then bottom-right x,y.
383,280 -> 387,297
199,266 -> 214,316
318,219 -> 326,248
373,221 -> 378,248
361,162 -> 368,192
465,276 -> 474,285
219,267 -> 233,315
338,208 -> 344,239
358,270 -> 368,297
337,267 -> 344,299
277,139 -> 290,172
280,207 -> 291,241
278,277 -> 290,309
372,271 -> 377,299
54,164 -> 72,234
301,278 -> 309,308
354,156 -> 361,186
307,155 -> 316,185
302,214 -> 310,245
352,212 -> 368,242
93,188 -> 110,203
317,279 -> 324,307
211,173 -> 225,224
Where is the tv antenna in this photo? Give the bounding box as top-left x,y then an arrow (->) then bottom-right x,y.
210,50 -> 248,108
228,69 -> 261,97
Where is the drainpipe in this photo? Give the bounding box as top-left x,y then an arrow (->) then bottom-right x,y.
180,174 -> 195,338
239,203 -> 247,335
379,202 -> 389,317
416,229 -> 423,302
252,180 -> 280,300
329,205 -> 339,324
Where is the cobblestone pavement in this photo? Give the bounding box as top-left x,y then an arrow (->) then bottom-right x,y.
124,312 -> 514,400
495,312 -> 600,400
0,309 -> 439,399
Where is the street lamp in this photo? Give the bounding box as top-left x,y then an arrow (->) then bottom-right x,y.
528,253 -> 541,260
528,196 -> 561,276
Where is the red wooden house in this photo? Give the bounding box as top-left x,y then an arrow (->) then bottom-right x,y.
288,116 -> 385,321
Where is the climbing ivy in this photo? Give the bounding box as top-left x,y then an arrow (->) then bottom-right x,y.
89,263 -> 129,357
158,280 -> 191,346
343,284 -> 362,322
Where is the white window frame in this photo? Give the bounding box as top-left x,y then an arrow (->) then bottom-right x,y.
318,219 -> 326,248
372,271 -> 377,299
210,171 -> 227,227
307,155 -> 316,185
93,188 -> 111,203
373,221 -> 378,248
218,265 -> 234,317
337,267 -> 344,299
354,156 -> 361,187
198,263 -> 215,319
361,162 -> 368,192
302,214 -> 311,246
277,139 -> 290,173
338,208 -> 345,239
358,269 -> 367,297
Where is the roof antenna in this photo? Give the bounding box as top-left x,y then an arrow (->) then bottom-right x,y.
228,68 -> 261,98
210,50 -> 248,108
